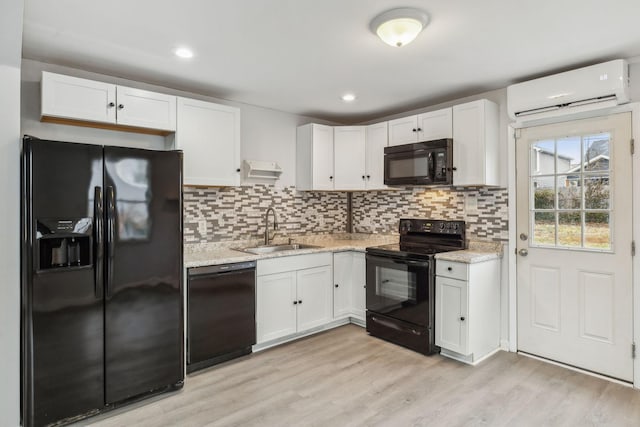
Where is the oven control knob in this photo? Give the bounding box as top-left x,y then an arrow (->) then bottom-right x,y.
439,223 -> 445,230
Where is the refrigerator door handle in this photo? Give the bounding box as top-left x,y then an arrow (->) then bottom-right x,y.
106,186 -> 115,298
94,186 -> 104,299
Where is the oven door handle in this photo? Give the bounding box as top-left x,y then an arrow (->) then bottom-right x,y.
366,255 -> 430,269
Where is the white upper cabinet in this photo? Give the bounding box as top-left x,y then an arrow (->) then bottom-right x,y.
334,126 -> 366,190
388,115 -> 418,146
417,108 -> 453,141
41,72 -> 177,132
296,124 -> 334,191
452,99 -> 499,186
41,72 -> 116,125
176,97 -> 241,187
388,108 -> 452,146
365,122 -> 388,190
115,86 -> 176,131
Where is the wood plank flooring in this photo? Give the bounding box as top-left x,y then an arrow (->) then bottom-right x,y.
80,325 -> 640,427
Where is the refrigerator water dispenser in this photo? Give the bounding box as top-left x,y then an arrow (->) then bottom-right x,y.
37,218 -> 92,270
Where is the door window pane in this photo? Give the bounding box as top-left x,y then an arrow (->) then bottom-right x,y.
557,136 -> 581,174
531,140 -> 555,176
529,132 -> 612,251
557,176 -> 581,209
558,212 -> 582,247
585,213 -> 611,250
533,211 -> 556,246
533,178 -> 555,209
584,174 -> 610,209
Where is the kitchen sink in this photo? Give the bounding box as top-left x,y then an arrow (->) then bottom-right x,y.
234,243 -> 322,255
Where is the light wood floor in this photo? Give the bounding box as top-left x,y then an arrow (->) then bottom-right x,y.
81,325 -> 640,427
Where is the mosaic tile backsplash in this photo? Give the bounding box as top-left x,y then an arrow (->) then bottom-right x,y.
352,187 -> 508,241
184,184 -> 508,244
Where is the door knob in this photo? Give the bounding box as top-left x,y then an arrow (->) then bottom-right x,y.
518,249 -> 529,257
520,233 -> 528,241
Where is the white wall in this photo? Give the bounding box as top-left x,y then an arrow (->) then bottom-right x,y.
1,0 -> 23,425
21,59 -> 336,187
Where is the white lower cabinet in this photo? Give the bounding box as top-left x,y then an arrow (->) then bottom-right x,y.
435,258 -> 500,364
256,253 -> 332,344
332,251 -> 366,322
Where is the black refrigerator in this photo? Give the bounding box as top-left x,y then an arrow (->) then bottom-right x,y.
21,136 -> 184,427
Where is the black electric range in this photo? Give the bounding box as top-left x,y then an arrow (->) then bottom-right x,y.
365,218 -> 466,355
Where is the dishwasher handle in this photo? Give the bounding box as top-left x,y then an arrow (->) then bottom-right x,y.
189,261 -> 256,277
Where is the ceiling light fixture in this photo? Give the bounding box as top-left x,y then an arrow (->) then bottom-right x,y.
174,47 -> 194,59
341,93 -> 356,102
370,8 -> 429,48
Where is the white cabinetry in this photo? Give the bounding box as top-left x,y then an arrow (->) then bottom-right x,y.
388,108 -> 452,146
334,127 -> 366,190
365,122 -> 388,190
333,252 -> 352,318
296,124 -> 334,191
256,253 -> 332,344
297,123 -> 388,191
332,251 -> 366,322
435,258 -> 500,364
452,99 -> 499,186
176,97 -> 241,186
41,71 -> 176,132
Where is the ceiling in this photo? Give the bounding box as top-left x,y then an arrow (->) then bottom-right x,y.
21,0 -> 640,124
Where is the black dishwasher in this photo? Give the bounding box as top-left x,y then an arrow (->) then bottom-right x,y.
187,261 -> 256,373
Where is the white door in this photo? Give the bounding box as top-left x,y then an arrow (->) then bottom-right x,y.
365,122 -> 388,190
311,124 -> 335,190
334,126 -> 366,190
41,71 -> 117,124
435,277 -> 468,355
332,252 -> 352,319
116,86 -> 176,131
256,272 -> 297,343
417,108 -> 452,141
516,112 -> 633,381
296,266 -> 332,332
176,97 -> 241,186
388,115 -> 418,146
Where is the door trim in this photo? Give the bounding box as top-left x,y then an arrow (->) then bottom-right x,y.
508,102 -> 640,388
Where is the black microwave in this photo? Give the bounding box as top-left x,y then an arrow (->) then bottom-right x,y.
384,138 -> 453,186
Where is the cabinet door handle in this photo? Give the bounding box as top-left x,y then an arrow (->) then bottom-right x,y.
335,284 -> 339,288
362,175 -> 365,180
447,267 -> 453,271
236,168 -> 241,172
118,104 -> 124,109
298,300 -> 302,304
417,127 -> 422,132
293,301 -> 298,305
412,128 -> 416,132
329,176 -> 333,180
108,102 -> 115,108
366,175 -> 370,179
460,316 -> 465,321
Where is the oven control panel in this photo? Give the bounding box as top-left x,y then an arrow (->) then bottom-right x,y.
399,219 -> 465,236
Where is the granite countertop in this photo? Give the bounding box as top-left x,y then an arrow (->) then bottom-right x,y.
184,233 -> 398,268
435,241 -> 504,264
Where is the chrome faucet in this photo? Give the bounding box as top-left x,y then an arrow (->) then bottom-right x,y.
263,206 -> 278,245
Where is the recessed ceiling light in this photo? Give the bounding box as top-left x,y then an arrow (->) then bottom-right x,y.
370,8 -> 429,47
341,93 -> 356,102
174,47 -> 194,59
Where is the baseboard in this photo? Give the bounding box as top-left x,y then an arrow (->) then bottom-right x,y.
440,347 -> 502,366
253,318 -> 351,352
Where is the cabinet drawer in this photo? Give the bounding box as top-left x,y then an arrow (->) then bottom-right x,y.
257,252 -> 332,276
436,260 -> 468,281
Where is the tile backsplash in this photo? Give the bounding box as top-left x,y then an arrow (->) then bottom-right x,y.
183,185 -> 508,244
184,185 -> 347,244
352,187 -> 508,241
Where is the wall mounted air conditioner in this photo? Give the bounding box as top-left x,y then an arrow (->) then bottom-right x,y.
507,59 -> 629,121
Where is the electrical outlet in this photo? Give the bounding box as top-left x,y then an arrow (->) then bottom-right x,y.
465,193 -> 478,214
198,219 -> 207,235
